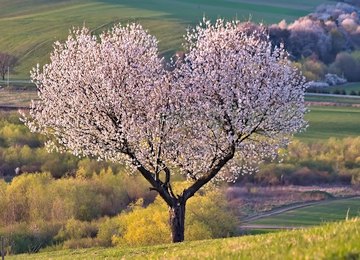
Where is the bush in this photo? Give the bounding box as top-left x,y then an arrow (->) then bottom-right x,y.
112,187 -> 238,247
62,237 -> 99,249
302,190 -> 334,200
290,167 -> 336,185
293,57 -> 327,81
55,218 -> 97,242
0,222 -> 61,254
329,51 -> 360,82
97,217 -> 122,247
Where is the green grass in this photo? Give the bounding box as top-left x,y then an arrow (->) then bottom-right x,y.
296,106 -> 360,142
250,197 -> 360,227
9,218 -> 360,259
305,94 -> 360,105
0,0 -> 333,79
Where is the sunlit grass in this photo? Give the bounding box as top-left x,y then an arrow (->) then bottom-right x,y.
250,197 -> 360,227
9,218 -> 360,259
296,106 -> 360,142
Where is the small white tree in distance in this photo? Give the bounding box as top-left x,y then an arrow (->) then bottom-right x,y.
23,20 -> 307,243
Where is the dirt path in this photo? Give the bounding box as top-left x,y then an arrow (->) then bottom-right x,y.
239,196 -> 360,230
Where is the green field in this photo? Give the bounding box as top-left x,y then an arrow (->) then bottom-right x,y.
327,82 -> 360,95
305,94 -> 360,105
8,218 -> 360,259
296,106 -> 360,142
0,0 -> 332,79
249,197 -> 360,227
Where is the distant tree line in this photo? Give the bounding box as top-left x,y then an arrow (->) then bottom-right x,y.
242,2 -> 360,82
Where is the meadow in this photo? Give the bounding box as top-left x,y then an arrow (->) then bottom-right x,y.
296,106 -> 360,142
246,197 -> 360,227
8,218 -> 360,259
0,0 -> 333,79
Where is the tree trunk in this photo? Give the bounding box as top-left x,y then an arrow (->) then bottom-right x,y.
169,200 -> 186,243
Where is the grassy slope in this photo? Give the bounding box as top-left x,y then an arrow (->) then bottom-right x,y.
9,218 -> 360,259
0,0 -> 332,79
296,106 -> 360,142
250,197 -> 360,227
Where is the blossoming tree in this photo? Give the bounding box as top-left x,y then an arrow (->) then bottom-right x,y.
24,20 -> 307,243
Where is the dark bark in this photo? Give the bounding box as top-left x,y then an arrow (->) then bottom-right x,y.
1,236 -> 4,260
126,142 -> 236,243
183,147 -> 235,201
169,198 -> 186,243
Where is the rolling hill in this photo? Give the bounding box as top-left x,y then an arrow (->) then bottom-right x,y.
0,0 -> 333,79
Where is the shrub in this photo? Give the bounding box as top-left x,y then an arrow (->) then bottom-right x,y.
62,237 -> 99,249
55,218 -> 97,242
0,222 -> 61,254
112,187 -> 238,247
97,217 -> 122,247
329,51 -> 360,82
302,190 -> 334,200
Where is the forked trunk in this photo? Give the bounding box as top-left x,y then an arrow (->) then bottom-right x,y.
169,200 -> 186,243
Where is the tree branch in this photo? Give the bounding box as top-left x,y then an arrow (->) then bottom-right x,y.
126,150 -> 174,206
183,145 -> 235,201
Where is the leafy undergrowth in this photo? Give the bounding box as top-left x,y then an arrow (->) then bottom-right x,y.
10,218 -> 360,260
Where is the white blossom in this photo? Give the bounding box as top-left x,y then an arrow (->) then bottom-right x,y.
24,20 -> 307,200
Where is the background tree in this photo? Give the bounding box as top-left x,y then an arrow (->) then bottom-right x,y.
24,20 -> 307,243
0,52 -> 17,81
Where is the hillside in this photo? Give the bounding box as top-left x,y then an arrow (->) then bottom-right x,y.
9,218 -> 360,259
242,197 -> 360,228
0,0 -> 333,79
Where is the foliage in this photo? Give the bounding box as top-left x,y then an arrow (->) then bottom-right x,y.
0,222 -> 61,255
111,188 -> 238,247
0,171 -> 155,226
243,137 -> 360,185
55,219 -> 97,242
293,56 -> 327,81
329,51 -> 360,82
8,218 -> 360,259
0,177 -> 237,253
0,172 -> 154,254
